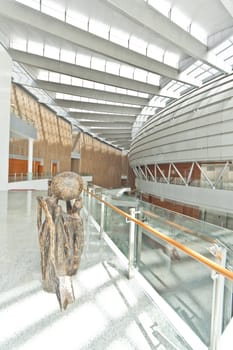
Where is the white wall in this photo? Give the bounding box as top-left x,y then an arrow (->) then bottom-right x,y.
0,44 -> 11,191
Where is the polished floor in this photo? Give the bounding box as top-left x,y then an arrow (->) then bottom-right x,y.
0,188 -> 202,350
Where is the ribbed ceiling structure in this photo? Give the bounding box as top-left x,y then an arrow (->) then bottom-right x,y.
1,0 -> 233,150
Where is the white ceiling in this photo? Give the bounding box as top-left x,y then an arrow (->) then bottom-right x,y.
1,0 -> 233,150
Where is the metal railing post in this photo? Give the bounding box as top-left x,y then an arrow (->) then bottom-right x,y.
136,207 -> 143,268
87,187 -> 92,217
209,246 -> 226,350
128,207 -> 136,279
100,194 -> 105,239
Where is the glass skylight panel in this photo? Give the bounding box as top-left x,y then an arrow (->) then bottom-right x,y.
147,44 -> 164,62
66,10 -> 89,31
115,87 -> 125,95
60,74 -> 71,85
217,45 -> 233,61
147,72 -> 160,85
148,0 -> 170,17
127,90 -> 138,96
226,56 -> 233,65
105,62 -> 120,75
134,68 -> 147,83
16,0 -> 40,10
163,51 -> 179,68
56,93 -> 64,99
89,19 -> 109,40
197,71 -> 212,81
190,22 -> 207,45
164,80 -> 176,90
94,82 -> 105,91
76,53 -> 91,68
38,70 -> 49,80
170,7 -> 190,31
141,106 -> 156,115
174,83 -> 189,93
120,65 -> 134,79
41,0 -> 64,21
82,80 -> 94,89
44,44 -> 59,60
129,35 -> 147,55
138,92 -> 149,98
104,85 -> 116,93
10,37 -> 27,51
212,40 -> 232,55
49,72 -> 60,82
209,68 -> 218,74
27,40 -> 43,55
71,76 -> 83,86
190,67 -> 204,77
60,49 -> 75,64
109,28 -> 129,48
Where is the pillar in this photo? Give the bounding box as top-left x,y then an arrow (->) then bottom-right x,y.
27,137 -> 33,180
0,44 -> 12,191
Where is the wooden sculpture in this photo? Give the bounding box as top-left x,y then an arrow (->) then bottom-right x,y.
37,171 -> 84,310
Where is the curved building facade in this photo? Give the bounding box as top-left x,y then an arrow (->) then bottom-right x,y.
129,74 -> 233,221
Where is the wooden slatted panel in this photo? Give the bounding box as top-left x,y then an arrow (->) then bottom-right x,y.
10,84 -> 72,175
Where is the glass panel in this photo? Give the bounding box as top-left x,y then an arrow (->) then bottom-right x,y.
137,227 -> 213,346
104,204 -> 129,257
41,0 -> 65,21
85,190 -> 233,347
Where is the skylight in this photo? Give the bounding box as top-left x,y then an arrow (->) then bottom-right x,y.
183,60 -> 219,82
213,36 -> 233,67
16,0 -> 40,10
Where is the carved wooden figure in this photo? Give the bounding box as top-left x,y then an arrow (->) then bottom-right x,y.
37,171 -> 84,310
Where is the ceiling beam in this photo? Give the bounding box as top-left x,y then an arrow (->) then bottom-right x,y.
220,0 -> 233,18
79,121 -> 133,127
69,112 -> 136,123
105,0 -> 232,74
10,49 -> 161,95
54,99 -> 141,114
96,131 -> 132,135
0,0 -> 203,86
36,80 -> 149,106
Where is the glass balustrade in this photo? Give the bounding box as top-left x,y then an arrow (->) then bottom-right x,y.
84,187 -> 233,349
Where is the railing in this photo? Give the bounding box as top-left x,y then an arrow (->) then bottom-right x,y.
8,172 -> 93,183
83,186 -> 233,350
8,172 -> 52,182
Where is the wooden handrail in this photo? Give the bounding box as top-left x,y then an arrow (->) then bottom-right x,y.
142,209 -> 216,244
84,189 -> 233,281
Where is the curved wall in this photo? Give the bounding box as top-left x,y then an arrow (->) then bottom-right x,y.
129,74 -> 233,166
129,74 -> 233,215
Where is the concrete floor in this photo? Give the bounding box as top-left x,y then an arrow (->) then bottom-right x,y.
0,187 -> 204,350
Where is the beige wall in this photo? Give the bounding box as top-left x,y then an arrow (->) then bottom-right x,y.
10,84 -> 72,176
72,132 -> 133,189
10,83 -> 134,189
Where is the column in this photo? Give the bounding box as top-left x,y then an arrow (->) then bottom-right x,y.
27,137 -> 33,180
0,44 -> 12,191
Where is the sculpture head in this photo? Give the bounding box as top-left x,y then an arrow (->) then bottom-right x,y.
50,171 -> 83,201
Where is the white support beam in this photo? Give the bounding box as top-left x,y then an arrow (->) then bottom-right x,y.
220,0 -> 233,18
36,80 -> 149,106
54,99 -> 141,115
80,121 -> 133,128
9,49 -> 160,95
106,0 -> 232,74
0,0 -> 202,85
97,133 -> 132,138
69,112 -> 136,123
